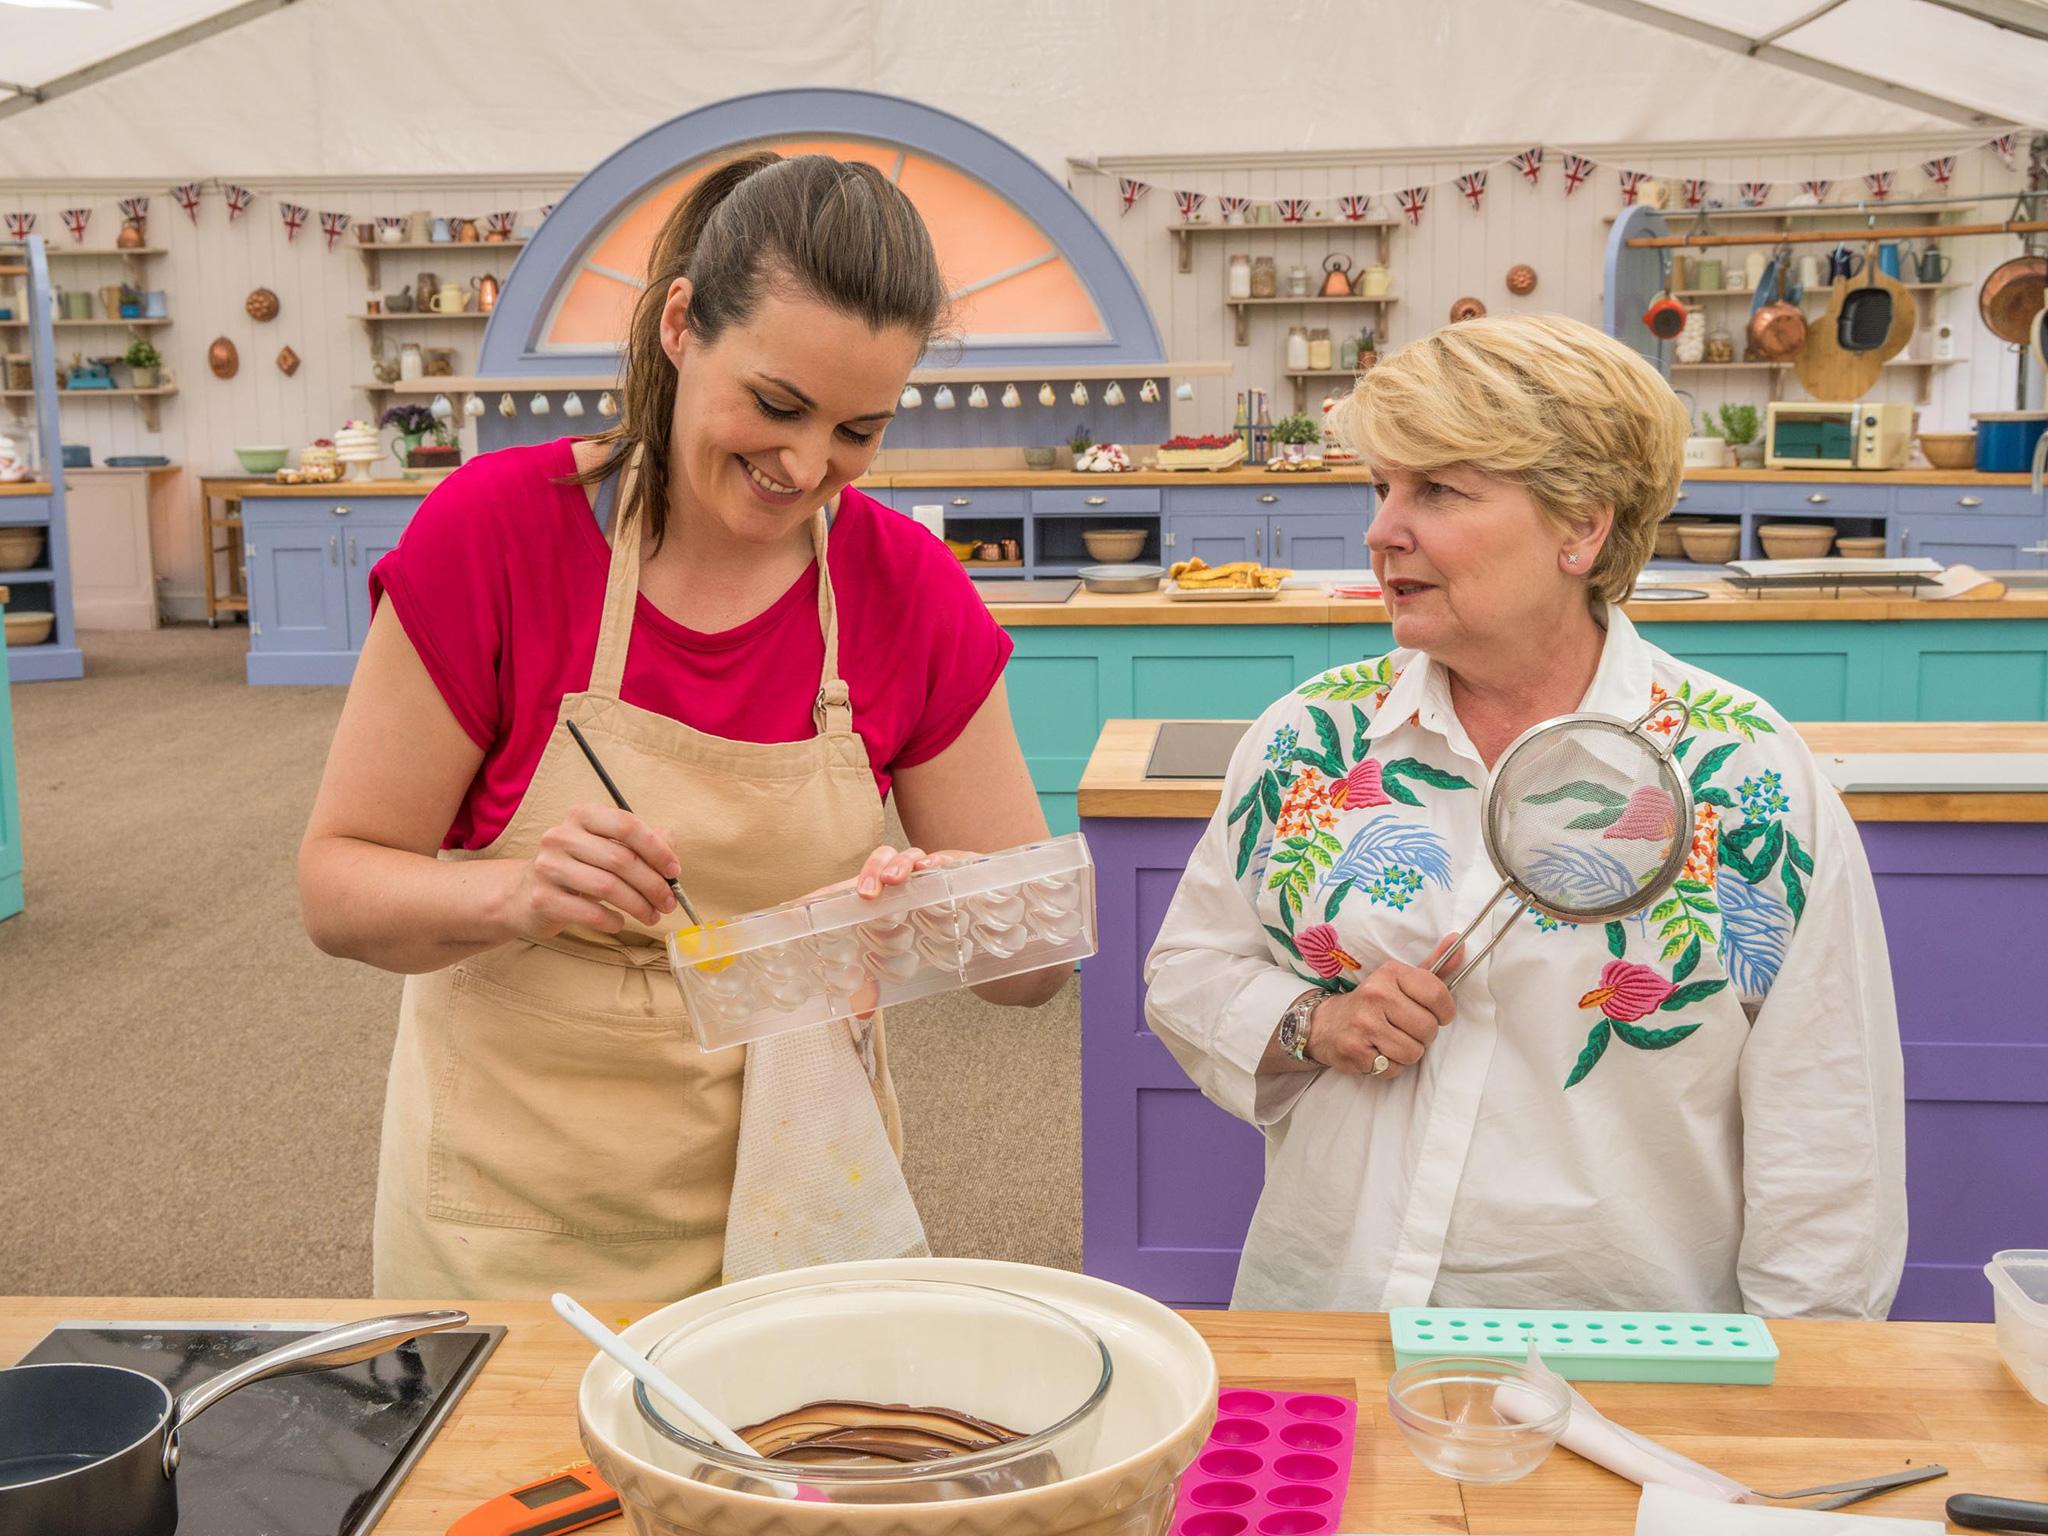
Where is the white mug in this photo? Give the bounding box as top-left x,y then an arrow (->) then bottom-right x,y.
1001,383 -> 1021,408
497,393 -> 516,417
1175,380 -> 1195,401
1038,382 -> 1057,406
1139,378 -> 1159,403
933,384 -> 955,410
967,384 -> 988,408
463,393 -> 486,418
1103,380 -> 1125,406
529,392 -> 551,416
1070,381 -> 1089,406
900,384 -> 922,409
562,392 -> 585,418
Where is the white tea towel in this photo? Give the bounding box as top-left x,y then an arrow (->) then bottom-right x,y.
1638,1484 -> 1944,1535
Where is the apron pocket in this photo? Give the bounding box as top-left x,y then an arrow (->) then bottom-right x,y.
425,964 -> 742,1242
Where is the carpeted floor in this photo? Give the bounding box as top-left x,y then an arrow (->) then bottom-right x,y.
0,626 -> 1081,1297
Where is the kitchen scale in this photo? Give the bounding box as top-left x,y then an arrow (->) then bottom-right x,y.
20,1319 -> 504,1536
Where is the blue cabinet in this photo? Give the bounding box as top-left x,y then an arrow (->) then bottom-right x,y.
1660,478 -> 2047,568
243,494 -> 422,684
1164,482 -> 1371,570
1166,513 -> 1262,566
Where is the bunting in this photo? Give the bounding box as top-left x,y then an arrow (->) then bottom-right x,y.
1275,197 -> 1311,224
1562,154 -> 1596,195
1800,179 -> 1833,203
1682,178 -> 1709,208
278,201 -> 309,241
4,212 -> 35,239
1865,170 -> 1894,200
60,208 -> 90,242
172,182 -> 203,222
1173,189 -> 1205,222
1338,193 -> 1373,222
1117,176 -> 1149,214
1455,170 -> 1488,212
1510,146 -> 1544,186
1396,186 -> 1429,225
1739,181 -> 1771,207
1991,133 -> 2018,170
318,210 -> 350,250
1217,195 -> 1251,223
116,196 -> 149,229
222,184 -> 255,221
1920,156 -> 1954,188
1617,169 -> 1647,205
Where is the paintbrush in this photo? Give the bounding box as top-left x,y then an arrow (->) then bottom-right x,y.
562,718 -> 703,927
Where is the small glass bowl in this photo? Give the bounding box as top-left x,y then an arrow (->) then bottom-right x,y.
1386,1356 -> 1570,1484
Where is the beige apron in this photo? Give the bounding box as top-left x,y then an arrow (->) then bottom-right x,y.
372,466 -> 915,1299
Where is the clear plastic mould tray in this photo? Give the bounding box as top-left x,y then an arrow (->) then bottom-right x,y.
667,833 -> 1096,1051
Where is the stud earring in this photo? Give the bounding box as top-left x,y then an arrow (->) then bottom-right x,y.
1566,552 -> 1581,565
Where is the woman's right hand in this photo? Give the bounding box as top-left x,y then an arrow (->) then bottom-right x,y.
1306,933 -> 1463,1080
503,803 -> 681,938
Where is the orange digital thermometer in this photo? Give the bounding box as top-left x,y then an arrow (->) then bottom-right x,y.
447,1461 -> 621,1536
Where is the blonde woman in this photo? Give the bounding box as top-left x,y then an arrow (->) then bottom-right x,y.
1146,314 -> 1905,1317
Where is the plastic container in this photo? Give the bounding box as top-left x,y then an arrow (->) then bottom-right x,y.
1391,1307 -> 1779,1384
1386,1357 -> 1569,1484
1972,412 -> 2047,473
668,833 -> 1096,1050
1169,1389 -> 1357,1536
633,1279 -> 1112,1504
1986,1250 -> 2048,1404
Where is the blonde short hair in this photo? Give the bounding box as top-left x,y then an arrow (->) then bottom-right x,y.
1334,313 -> 1689,605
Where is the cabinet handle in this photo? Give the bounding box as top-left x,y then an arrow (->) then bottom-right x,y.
1258,494 -> 1279,504
2024,542 -> 2048,555
328,534 -> 339,565
348,534 -> 359,566
1675,490 -> 1688,502
949,496 -> 971,507
1164,531 -> 1176,548
329,504 -> 351,517
1084,495 -> 1107,507
1256,526 -> 1264,557
1957,496 -> 1983,508
1806,493 -> 1830,504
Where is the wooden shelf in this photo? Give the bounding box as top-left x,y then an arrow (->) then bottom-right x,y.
1227,294 -> 1396,343
357,239 -> 525,285
1171,218 -> 1399,273
1606,199 -> 1990,225
38,246 -> 167,258
3,383 -> 177,430
1669,358 -> 1966,370
1670,282 -> 1966,298
352,312 -> 488,322
360,361 -> 1233,395
0,317 -> 173,328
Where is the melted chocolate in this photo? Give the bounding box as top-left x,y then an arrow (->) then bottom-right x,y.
738,1399 -> 1025,1467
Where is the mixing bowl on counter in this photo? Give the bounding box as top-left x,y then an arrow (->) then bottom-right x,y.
577,1258 -> 1219,1536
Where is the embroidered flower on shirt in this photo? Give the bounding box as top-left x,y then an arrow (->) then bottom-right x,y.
1330,758 -> 1394,810
1367,865 -> 1426,910
1737,770 -> 1790,820
1681,802 -> 1721,885
1646,682 -> 1681,736
1532,912 -> 1578,934
1296,923 -> 1361,978
1264,724 -> 1300,768
1577,960 -> 1676,1021
1564,961 -> 1727,1087
1277,766 -> 1339,839
1604,784 -> 1679,841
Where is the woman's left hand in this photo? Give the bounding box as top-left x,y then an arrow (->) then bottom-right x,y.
800,845 -> 977,904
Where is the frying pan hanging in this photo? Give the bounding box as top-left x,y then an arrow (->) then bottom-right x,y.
1747,250 -> 1807,362
1838,243 -> 1893,352
1978,249 -> 2047,346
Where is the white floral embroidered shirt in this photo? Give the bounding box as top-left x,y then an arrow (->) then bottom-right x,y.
1144,607 -> 1907,1318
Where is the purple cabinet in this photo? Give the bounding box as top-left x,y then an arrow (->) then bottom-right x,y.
1080,813 -> 2048,1320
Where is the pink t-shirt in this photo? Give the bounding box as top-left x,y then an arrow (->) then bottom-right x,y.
370,437 -> 1013,850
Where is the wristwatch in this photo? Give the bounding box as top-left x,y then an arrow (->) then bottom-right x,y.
1277,989 -> 1324,1064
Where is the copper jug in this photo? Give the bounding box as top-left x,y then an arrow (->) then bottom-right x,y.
473,273 -> 499,314
1320,254 -> 1355,297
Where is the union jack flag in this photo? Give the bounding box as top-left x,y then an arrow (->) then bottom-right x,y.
1683,178 -> 1709,208
1739,181 -> 1771,207
117,196 -> 149,227
538,203 -> 555,221
1511,147 -> 1544,186
1218,195 -> 1251,222
1921,156 -> 1954,188
318,210 -> 350,250
1562,154 -> 1596,195
279,201 -> 309,241
1173,190 -> 1205,222
1617,169 -> 1648,205
60,208 -> 90,243
1455,170 -> 1488,212
1801,179 -> 1833,203
486,210 -> 517,237
377,215 -> 404,239
222,184 -> 255,221
172,182 -> 204,222
1864,170 -> 1894,200
1275,198 -> 1311,223
1338,193 -> 1373,222
1117,177 -> 1149,215
1396,186 -> 1429,225
4,212 -> 35,239
1991,133 -> 2018,170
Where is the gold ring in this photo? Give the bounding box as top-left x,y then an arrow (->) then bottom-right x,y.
1370,1053 -> 1391,1076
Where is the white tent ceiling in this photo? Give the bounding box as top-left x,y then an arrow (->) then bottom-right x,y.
0,0 -> 2037,180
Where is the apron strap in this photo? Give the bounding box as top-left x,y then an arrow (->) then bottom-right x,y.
810,505 -> 853,737
586,453 -> 644,702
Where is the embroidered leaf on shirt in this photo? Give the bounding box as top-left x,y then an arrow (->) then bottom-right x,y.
1687,741 -> 1741,794
1230,780 -> 1262,824
1289,706 -> 1347,779
1564,1020 -> 1612,1089
1782,828 -> 1812,925
1323,876 -> 1356,920
1675,680 -> 1778,742
1260,771 -> 1284,822
1671,934 -> 1702,984
1661,979 -> 1727,1010
1524,779 -> 1629,811
1231,788 -> 1264,880
1385,758 -> 1475,794
1526,842 -> 1643,910
1352,705 -> 1370,761
1269,830 -> 1344,924
1786,827 -> 1814,876
1721,817 -> 1785,884
1298,657 -> 1399,700
1657,878 -> 1719,959
1697,785 -> 1737,809
1673,734 -> 1697,761
1717,871 -> 1790,994
1264,923 -> 1302,960
1327,818 -> 1456,890
1611,1019 -> 1703,1050
1606,921 -> 1627,958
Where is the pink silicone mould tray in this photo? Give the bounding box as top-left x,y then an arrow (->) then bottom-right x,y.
1169,1388 -> 1359,1536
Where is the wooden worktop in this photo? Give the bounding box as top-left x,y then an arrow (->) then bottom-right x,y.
986,582 -> 2048,626
0,482 -> 50,497
1080,718 -> 2048,823
2,1296 -> 2037,1533
867,467 -> 2035,489
1684,467 -> 2035,486
198,473 -> 459,496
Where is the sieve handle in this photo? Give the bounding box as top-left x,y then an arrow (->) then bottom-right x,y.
1432,879 -> 1527,991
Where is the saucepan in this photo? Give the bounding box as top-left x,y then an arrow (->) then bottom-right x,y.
0,1309 -> 467,1536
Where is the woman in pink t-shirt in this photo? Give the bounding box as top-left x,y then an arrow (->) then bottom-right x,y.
298,153 -> 1066,1299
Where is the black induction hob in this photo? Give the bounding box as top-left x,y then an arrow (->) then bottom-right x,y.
20,1320 -> 504,1536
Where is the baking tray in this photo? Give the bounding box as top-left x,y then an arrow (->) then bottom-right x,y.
1164,581 -> 1283,601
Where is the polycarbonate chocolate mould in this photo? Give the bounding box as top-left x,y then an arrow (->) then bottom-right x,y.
668,834 -> 1097,1050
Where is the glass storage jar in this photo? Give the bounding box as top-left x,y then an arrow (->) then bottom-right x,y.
1285,325 -> 1311,371
1227,253 -> 1252,300
1250,256 -> 1277,299
1307,327 -> 1333,370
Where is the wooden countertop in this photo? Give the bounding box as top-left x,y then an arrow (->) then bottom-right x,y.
2,1296 -> 2036,1533
0,482 -> 50,497
1685,467 -> 2035,486
1080,719 -> 2048,822
986,582 -> 2048,625
197,473 -> 459,496
876,467 -> 1375,488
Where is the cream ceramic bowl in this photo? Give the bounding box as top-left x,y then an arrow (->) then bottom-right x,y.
1757,522 -> 1836,560
577,1258 -> 1219,1536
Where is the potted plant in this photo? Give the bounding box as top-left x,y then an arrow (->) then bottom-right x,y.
1272,413 -> 1322,461
1707,402 -> 1763,468
1357,328 -> 1379,370
379,402 -> 442,466
1067,422 -> 1092,468
123,339 -> 162,390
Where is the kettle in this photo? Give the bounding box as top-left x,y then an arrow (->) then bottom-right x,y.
1320,254 -> 1355,297
473,273 -> 499,314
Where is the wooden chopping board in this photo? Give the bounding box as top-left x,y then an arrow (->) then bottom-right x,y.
1794,267 -> 1917,399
